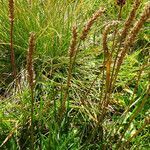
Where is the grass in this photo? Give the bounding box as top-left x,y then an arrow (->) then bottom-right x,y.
0,0 -> 150,149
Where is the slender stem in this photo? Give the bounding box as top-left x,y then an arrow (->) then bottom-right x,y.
118,5 -> 123,20
109,5 -> 123,93
30,85 -> 34,150
62,56 -> 73,113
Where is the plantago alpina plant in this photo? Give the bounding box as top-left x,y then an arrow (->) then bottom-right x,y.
100,21 -> 119,114
62,7 -> 105,113
0,0 -> 149,149
110,0 -> 141,92
9,0 -> 17,79
113,1 -> 150,88
27,32 -> 36,150
103,21 -> 119,92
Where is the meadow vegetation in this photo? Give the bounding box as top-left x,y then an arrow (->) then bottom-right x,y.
0,0 -> 150,149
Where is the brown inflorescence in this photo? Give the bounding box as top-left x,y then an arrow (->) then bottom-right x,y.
9,0 -> 14,22
114,2 -> 150,84
120,0 -> 141,40
80,7 -> 105,41
124,1 -> 150,49
27,33 -> 36,89
103,21 -> 120,54
69,25 -> 78,58
9,0 -> 17,79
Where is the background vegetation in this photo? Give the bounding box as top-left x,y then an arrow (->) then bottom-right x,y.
0,0 -> 149,149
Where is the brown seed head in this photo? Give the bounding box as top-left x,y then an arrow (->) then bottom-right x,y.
114,2 -> 150,85
9,0 -> 14,22
27,33 -> 36,88
103,21 -> 120,53
124,1 -> 150,48
80,7 -> 105,41
120,0 -> 141,40
69,25 -> 78,58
